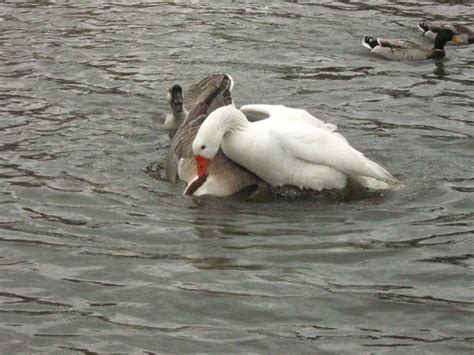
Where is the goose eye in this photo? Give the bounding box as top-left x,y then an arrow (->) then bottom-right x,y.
201,144 -> 206,150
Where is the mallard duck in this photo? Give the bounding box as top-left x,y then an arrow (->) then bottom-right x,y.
362,28 -> 462,60
419,21 -> 473,45
166,74 -> 261,196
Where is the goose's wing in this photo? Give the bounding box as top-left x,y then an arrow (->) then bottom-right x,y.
204,74 -> 234,115
184,75 -> 219,112
166,74 -> 234,182
272,123 -> 398,184
166,114 -> 205,182
241,104 -> 337,131
184,74 -> 234,113
240,104 -> 273,121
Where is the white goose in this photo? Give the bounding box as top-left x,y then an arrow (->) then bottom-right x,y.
186,105 -> 398,193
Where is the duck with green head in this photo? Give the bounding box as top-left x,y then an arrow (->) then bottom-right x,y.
419,21 -> 473,45
362,28 -> 462,60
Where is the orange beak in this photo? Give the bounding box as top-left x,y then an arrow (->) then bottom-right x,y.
195,154 -> 210,177
452,34 -> 464,44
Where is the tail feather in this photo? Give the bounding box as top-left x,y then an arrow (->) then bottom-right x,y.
224,73 -> 234,92
418,21 -> 430,33
353,175 -> 396,190
362,36 -> 379,50
343,147 -> 399,189
360,156 -> 399,185
346,146 -> 399,187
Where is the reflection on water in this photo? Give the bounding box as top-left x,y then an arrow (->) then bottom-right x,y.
434,61 -> 446,78
0,0 -> 473,353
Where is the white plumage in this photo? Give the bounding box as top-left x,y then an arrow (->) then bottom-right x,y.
192,105 -> 398,191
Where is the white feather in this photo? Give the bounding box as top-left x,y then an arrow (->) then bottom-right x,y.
194,106 -> 398,191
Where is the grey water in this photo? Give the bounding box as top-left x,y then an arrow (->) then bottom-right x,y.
1,0 -> 473,353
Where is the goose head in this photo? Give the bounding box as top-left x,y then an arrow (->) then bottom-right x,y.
164,84 -> 187,130
191,131 -> 221,180
184,106 -> 246,195
191,106 -> 245,176
181,135 -> 218,195
182,109 -> 226,196
167,84 -> 184,113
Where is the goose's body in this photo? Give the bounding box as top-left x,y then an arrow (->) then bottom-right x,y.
164,84 -> 187,131
241,104 -> 338,132
419,21 -> 473,45
362,28 -> 462,60
189,106 -> 398,194
165,74 -> 260,196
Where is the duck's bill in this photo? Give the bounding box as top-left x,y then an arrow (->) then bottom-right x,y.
452,35 -> 464,44
183,174 -> 208,195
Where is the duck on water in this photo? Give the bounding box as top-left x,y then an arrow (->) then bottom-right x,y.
362,28 -> 463,60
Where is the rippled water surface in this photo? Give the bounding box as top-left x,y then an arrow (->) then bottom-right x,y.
1,0 -> 473,353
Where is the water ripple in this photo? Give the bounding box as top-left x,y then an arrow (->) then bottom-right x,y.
1,1 -> 473,353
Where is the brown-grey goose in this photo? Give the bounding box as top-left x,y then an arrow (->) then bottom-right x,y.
165,74 -> 261,196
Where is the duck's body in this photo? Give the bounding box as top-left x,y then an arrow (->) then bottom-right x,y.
189,106 -> 398,194
166,74 -> 260,196
419,21 -> 473,45
362,28 -> 461,60
241,104 -> 338,132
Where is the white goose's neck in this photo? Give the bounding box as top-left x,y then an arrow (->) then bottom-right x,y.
220,106 -> 250,135
205,106 -> 249,139
194,106 -> 250,159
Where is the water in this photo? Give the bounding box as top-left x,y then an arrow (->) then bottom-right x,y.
1,0 -> 473,353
